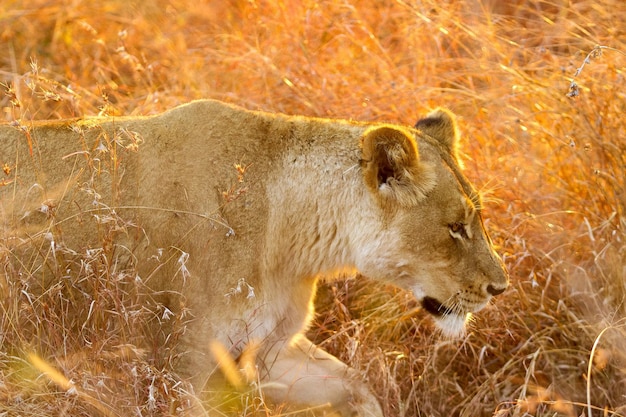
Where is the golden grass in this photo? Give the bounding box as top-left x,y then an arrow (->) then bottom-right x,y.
1,0 -> 625,415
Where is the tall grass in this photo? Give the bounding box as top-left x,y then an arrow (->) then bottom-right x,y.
1,0 -> 625,416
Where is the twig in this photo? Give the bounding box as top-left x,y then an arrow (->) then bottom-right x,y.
586,325 -> 611,417
567,45 -> 626,98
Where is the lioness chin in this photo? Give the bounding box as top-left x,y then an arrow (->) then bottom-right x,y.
1,100 -> 508,416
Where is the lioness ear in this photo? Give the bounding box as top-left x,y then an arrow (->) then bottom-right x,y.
360,126 -> 436,206
415,108 -> 460,159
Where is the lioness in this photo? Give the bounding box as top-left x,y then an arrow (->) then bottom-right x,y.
1,100 -> 508,415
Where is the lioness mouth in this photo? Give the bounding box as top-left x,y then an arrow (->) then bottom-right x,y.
422,296 -> 458,317
422,296 -> 470,337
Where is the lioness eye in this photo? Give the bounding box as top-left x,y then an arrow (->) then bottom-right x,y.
449,222 -> 467,239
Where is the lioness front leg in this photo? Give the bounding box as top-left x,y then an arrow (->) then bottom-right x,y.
259,334 -> 383,417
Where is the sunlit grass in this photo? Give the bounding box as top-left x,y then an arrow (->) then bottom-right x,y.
1,0 -> 625,415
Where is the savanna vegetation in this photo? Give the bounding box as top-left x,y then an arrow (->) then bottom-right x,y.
1,0 -> 624,416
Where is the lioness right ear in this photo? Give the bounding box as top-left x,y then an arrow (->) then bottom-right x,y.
415,108 -> 460,160
360,126 -> 436,207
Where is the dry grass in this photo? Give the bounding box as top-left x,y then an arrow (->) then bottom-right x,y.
1,0 -> 625,416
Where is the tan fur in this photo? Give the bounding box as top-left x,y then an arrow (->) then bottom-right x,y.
0,100 -> 508,416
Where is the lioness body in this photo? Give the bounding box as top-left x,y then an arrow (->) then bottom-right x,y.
1,100 -> 508,415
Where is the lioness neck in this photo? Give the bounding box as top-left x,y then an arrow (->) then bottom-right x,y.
262,119 -> 368,284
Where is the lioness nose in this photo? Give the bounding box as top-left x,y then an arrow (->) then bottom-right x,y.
486,284 -> 506,296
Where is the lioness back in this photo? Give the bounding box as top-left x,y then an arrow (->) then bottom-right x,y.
1,100 -> 508,415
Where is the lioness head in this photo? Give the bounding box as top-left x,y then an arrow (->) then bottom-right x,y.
356,109 -> 509,336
